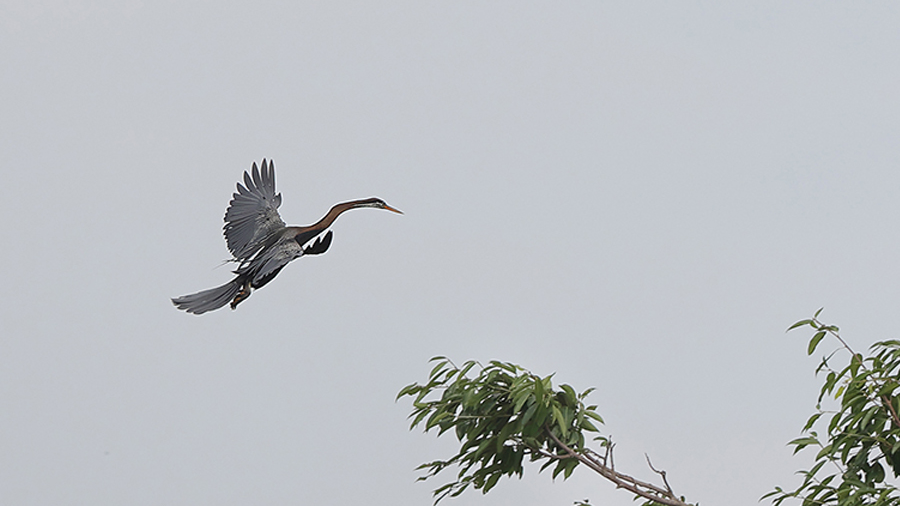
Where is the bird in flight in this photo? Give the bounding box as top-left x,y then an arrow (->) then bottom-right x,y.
172,159 -> 402,314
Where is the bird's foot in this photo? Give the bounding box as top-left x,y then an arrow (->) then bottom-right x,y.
230,287 -> 251,310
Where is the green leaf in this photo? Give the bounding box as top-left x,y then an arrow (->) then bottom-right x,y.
458,361 -> 477,379
859,406 -> 877,430
513,389 -> 532,414
521,402 -> 538,429
788,436 -> 819,446
808,331 -> 827,356
560,384 -> 577,405
483,471 -> 501,493
803,412 -> 822,432
807,459 -> 827,478
540,458 -> 556,473
396,383 -> 419,400
496,424 -> 516,452
430,360 -> 449,380
788,319 -> 814,331
868,462 -> 885,484
551,458 -> 568,479
552,405 -> 568,438
534,374 -> 544,403
410,408 -> 431,430
426,411 -> 452,430
584,410 -> 605,425
532,402 -> 549,428
563,457 -> 578,479
542,375 -> 555,393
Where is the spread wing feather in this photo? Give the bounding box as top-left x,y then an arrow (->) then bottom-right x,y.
223,159 -> 286,260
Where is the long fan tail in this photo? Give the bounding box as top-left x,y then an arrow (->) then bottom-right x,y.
172,278 -> 243,315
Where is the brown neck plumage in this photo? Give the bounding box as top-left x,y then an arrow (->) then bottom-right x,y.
290,198 -> 379,238
311,200 -> 372,231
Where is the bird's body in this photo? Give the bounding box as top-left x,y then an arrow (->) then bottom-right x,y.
172,159 -> 401,314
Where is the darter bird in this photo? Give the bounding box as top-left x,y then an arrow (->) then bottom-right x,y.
172,159 -> 402,314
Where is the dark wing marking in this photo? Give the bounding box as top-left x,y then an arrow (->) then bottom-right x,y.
302,230 -> 333,256
223,159 -> 286,261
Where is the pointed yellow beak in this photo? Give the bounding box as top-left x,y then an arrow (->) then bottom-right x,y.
383,204 -> 403,215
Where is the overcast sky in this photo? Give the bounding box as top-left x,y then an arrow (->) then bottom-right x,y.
3,2 -> 900,505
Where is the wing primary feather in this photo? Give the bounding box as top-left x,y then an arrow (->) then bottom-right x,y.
252,162 -> 262,188
223,160 -> 287,261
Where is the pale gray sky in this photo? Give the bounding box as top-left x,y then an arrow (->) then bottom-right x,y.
3,2 -> 900,505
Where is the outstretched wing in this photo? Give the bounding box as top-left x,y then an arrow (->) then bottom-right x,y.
223,159 -> 286,260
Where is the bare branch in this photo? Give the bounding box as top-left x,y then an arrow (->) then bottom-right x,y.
645,453 -> 674,496
546,431 -> 692,506
531,447 -> 570,460
609,438 -> 615,473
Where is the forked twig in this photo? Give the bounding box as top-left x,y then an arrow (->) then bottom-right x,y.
547,431 -> 692,506
645,453 -> 674,496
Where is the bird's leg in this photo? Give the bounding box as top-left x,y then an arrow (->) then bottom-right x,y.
230,280 -> 252,310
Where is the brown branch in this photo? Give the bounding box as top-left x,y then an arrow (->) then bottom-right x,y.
531,447 -> 570,460
608,438 -> 615,473
546,431 -> 692,506
583,448 -> 673,497
815,319 -> 857,359
645,453 -> 674,496
882,395 -> 900,429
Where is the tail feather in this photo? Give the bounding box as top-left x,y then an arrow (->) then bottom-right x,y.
172,278 -> 243,315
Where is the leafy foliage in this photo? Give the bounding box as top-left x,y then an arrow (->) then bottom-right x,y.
396,357 -> 604,503
766,309 -> 900,506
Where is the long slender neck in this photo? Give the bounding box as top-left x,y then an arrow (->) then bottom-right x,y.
309,200 -> 369,231
289,199 -> 375,241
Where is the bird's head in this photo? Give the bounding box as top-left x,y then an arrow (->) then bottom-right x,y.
356,197 -> 403,214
